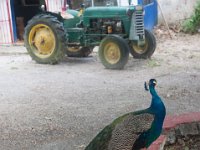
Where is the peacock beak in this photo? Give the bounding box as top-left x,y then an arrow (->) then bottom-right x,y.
144,81 -> 149,91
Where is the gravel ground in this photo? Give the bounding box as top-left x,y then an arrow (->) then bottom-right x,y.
0,33 -> 200,150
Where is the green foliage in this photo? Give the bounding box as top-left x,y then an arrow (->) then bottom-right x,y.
147,59 -> 160,67
182,0 -> 200,33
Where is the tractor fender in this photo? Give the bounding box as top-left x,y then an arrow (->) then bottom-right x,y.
39,11 -> 64,23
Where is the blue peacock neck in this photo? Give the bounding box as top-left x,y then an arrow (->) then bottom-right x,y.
150,86 -> 166,123
146,85 -> 166,147
149,85 -> 166,118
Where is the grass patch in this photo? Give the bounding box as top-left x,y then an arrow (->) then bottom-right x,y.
10,67 -> 18,70
147,59 -> 161,67
182,1 -> 200,34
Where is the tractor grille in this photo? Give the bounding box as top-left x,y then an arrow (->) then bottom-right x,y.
129,9 -> 145,40
134,11 -> 145,36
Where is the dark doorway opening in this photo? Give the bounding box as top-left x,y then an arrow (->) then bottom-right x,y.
11,0 -> 46,41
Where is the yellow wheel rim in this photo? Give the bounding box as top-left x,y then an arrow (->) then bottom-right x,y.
132,40 -> 148,54
104,42 -> 121,64
67,47 -> 82,52
28,24 -> 56,58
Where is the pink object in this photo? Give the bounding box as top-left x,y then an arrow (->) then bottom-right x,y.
62,0 -> 67,11
0,0 -> 13,44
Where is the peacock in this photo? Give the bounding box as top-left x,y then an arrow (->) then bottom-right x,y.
85,79 -> 166,150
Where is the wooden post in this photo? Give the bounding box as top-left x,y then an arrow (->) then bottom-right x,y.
156,0 -> 173,39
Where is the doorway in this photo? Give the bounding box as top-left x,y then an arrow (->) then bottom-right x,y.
10,0 -> 46,42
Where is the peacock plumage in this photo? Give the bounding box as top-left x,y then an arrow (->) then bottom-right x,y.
85,79 -> 166,150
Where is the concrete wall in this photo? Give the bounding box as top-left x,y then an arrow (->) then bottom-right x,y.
0,0 -> 13,44
158,0 -> 198,24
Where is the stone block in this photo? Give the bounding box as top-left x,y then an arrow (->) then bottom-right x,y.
178,122 -> 199,136
197,122 -> 200,132
166,129 -> 176,145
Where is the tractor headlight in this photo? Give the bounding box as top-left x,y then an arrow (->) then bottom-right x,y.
41,5 -> 45,11
134,5 -> 143,11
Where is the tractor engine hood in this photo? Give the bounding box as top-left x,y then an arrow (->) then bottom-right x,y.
83,6 -> 133,18
63,9 -> 81,28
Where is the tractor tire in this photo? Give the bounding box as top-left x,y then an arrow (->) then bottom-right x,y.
66,46 -> 93,57
129,29 -> 156,59
98,35 -> 129,70
24,14 -> 67,64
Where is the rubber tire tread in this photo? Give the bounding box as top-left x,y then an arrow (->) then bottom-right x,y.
130,30 -> 156,59
66,47 -> 93,57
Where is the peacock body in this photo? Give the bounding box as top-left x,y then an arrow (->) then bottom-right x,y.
85,79 -> 166,150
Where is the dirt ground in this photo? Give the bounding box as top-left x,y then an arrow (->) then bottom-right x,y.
0,32 -> 200,150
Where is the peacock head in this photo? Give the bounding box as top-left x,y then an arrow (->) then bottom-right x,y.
144,79 -> 157,91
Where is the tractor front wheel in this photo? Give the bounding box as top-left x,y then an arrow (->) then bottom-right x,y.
129,30 -> 156,59
24,14 -> 67,64
98,35 -> 129,69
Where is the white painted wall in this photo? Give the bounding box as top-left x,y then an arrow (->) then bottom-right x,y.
120,0 -> 197,24
0,0 -> 13,44
158,0 -> 197,24
46,0 -> 63,12
119,0 -> 138,6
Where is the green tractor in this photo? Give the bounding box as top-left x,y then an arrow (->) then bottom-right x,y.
24,0 -> 156,69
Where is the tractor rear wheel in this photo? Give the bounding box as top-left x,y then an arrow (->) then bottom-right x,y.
98,35 -> 129,69
129,30 -> 156,59
24,14 -> 67,64
66,46 -> 93,57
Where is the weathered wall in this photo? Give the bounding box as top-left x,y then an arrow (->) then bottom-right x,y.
0,0 -> 13,44
158,0 -> 197,24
